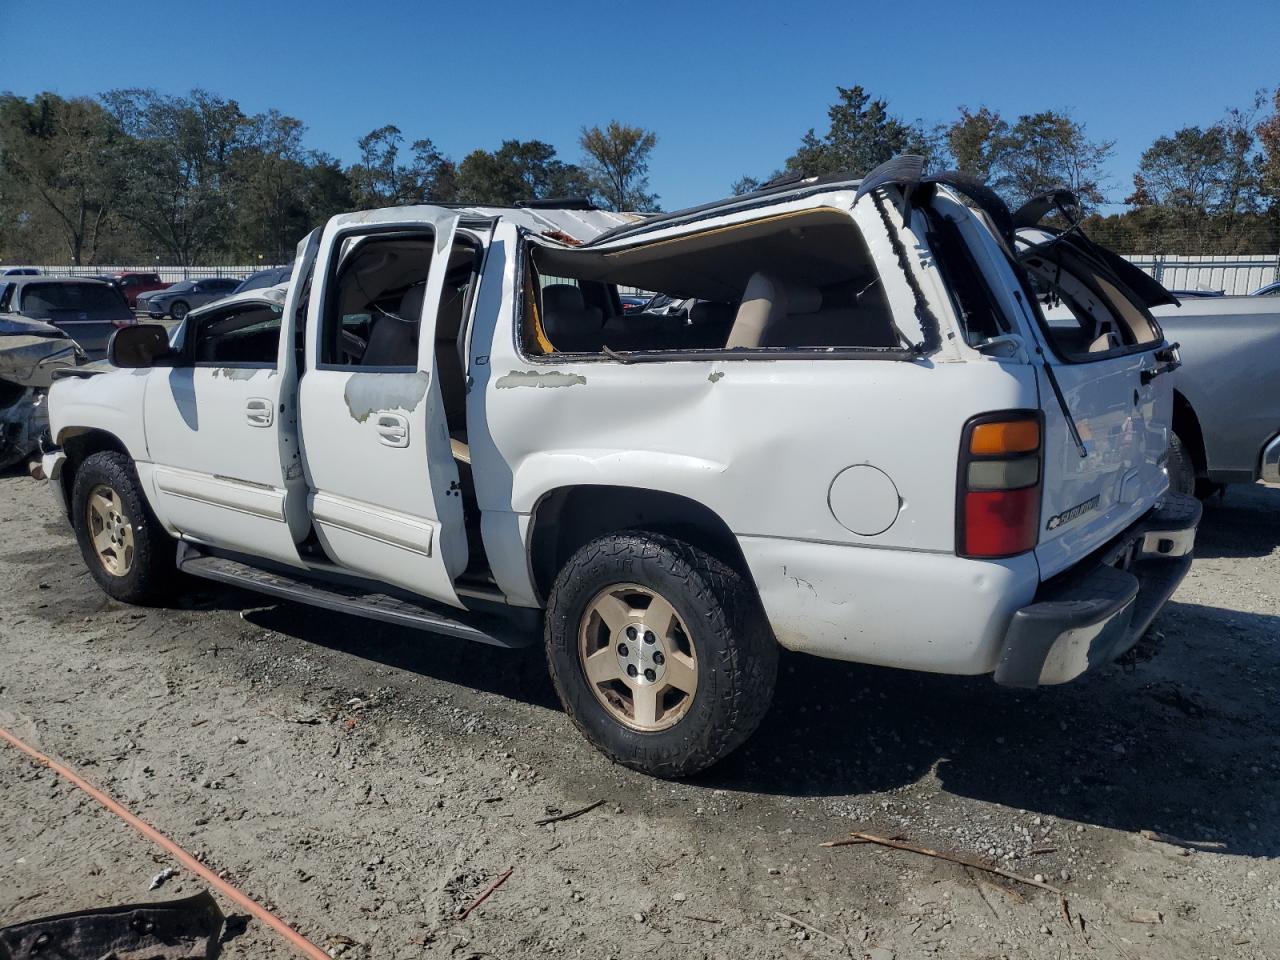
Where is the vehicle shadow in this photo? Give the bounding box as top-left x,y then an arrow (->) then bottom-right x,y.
1193,481 -> 1280,559
232,591 -> 562,711
704,597 -> 1280,858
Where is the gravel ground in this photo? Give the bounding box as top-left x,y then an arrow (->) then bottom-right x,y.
1,469 -> 1277,959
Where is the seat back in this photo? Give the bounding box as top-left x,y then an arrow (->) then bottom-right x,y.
726,272 -> 821,348
542,283 -> 603,352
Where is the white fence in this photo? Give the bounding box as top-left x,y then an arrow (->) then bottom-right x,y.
9,253 -> 1279,296
1121,254 -> 1278,295
6,264 -> 284,284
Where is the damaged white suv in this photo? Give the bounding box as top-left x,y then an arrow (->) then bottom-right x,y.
44,157 -> 1200,777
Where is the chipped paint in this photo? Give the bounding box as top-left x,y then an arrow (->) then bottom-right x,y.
495,370 -> 586,390
707,371 -> 724,383
210,367 -> 261,382
343,371 -> 431,422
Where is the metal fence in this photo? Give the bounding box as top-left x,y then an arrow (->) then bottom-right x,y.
6,264 -> 284,284
9,252 -> 1280,296
1122,253 -> 1279,295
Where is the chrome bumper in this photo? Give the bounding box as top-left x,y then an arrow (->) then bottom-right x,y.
1262,432 -> 1280,485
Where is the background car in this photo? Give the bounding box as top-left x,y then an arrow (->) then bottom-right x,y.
1250,280 -> 1280,296
618,294 -> 650,313
0,276 -> 133,359
110,272 -> 169,307
232,263 -> 293,295
1,267 -> 41,276
136,277 -> 240,321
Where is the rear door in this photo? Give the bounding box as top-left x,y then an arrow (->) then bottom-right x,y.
297,208 -> 472,606
1016,229 -> 1175,577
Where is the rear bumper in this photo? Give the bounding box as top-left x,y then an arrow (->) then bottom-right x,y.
1262,432 -> 1280,484
994,492 -> 1202,688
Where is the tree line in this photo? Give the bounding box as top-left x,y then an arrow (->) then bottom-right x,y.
738,84 -> 1280,254
2,83 -> 1278,267
0,90 -> 660,265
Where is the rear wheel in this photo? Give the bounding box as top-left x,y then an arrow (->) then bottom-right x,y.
545,531 -> 777,778
1168,432 -> 1196,498
170,300 -> 189,321
71,451 -> 176,604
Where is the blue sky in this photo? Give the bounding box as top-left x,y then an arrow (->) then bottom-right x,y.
3,0 -> 1277,212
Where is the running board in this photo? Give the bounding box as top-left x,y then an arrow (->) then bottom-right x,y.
176,545 -> 535,649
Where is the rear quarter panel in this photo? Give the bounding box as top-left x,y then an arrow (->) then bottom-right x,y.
1155,297 -> 1280,479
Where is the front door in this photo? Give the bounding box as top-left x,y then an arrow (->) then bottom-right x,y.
144,292 -> 310,567
297,209 -> 474,606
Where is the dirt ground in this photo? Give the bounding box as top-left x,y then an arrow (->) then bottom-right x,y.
1,470 -> 1277,960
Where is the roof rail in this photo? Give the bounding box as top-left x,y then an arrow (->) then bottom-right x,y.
516,196 -> 597,211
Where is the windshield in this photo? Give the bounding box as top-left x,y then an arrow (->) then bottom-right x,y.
20,282 -> 128,317
166,281 -> 196,292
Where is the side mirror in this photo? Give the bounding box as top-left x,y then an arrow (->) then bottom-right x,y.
109,324 -> 175,368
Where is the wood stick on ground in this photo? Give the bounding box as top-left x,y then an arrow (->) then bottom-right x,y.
776,913 -> 851,955
824,832 -> 1064,896
1139,829 -> 1226,851
457,867 -> 513,921
535,799 -> 605,826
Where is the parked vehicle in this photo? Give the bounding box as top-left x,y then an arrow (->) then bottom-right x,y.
232,264 -> 294,296
109,272 -> 169,308
136,277 -> 239,321
0,315 -> 83,470
618,294 -> 650,313
1150,295 -> 1280,494
1167,288 -> 1224,298
43,158 -> 1200,776
1250,280 -> 1280,297
0,276 -> 134,360
2,267 -> 41,276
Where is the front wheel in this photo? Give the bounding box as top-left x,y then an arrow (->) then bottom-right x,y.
170,300 -> 189,321
71,451 -> 176,604
545,531 -> 777,778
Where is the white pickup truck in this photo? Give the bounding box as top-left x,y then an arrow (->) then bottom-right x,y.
43,158 -> 1200,777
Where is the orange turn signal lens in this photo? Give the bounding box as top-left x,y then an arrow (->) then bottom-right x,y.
969,420 -> 1040,456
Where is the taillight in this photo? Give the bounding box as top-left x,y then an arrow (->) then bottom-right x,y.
958,412 -> 1043,558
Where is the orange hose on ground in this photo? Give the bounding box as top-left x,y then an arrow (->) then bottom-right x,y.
0,725 -> 331,960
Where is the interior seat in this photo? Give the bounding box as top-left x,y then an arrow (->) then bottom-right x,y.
361,285 -> 422,366
541,284 -> 603,352
725,272 -> 821,348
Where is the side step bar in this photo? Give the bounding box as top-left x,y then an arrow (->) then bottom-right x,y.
176,544 -> 536,649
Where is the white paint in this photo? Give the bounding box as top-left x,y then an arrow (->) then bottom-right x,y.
827,465 -> 901,536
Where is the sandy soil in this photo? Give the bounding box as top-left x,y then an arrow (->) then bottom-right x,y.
1,469 -> 1277,959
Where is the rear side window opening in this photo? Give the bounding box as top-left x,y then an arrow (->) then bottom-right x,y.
1018,244 -> 1163,363
518,207 -> 911,361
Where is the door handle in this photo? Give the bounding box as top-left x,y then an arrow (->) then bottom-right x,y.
245,398 -> 273,427
376,413 -> 410,447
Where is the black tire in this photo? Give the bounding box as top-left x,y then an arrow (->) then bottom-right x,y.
170,300 -> 189,321
1168,432 -> 1196,498
545,531 -> 778,778
71,451 -> 176,604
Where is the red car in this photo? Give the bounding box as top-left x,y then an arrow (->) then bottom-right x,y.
111,272 -> 168,308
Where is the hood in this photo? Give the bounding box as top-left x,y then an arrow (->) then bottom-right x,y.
0,313 -> 67,339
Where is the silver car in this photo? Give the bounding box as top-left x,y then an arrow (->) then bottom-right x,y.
137,277 -> 240,321
0,276 -> 134,360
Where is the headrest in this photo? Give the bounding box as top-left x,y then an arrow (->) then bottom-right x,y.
542,283 -> 586,314
398,282 -> 427,321
739,272 -> 822,316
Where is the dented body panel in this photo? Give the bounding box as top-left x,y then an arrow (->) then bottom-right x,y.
46,177 -> 1195,685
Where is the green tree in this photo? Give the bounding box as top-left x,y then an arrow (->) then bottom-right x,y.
579,121 -> 658,211
944,106 -> 1009,184
455,139 -> 591,205
992,111 -> 1114,211
0,92 -> 126,264
102,88 -> 247,265
783,85 -> 932,178
348,125 -> 456,207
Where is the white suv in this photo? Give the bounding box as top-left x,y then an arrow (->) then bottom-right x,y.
43,159 -> 1200,777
